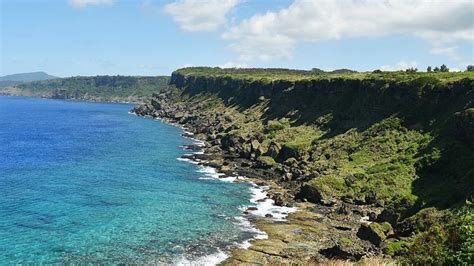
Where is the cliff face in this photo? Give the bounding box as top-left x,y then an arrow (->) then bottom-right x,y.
137,69 -> 473,264
171,71 -> 472,125
0,75 -> 170,103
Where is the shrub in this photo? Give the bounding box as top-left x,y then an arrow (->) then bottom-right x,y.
267,119 -> 290,131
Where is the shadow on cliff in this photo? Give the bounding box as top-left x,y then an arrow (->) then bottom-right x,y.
410,117 -> 474,212
179,76 -> 474,212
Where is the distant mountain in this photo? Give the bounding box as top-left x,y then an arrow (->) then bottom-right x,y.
0,72 -> 58,82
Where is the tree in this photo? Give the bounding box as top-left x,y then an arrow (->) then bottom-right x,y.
406,67 -> 418,73
434,67 -> 440,72
466,65 -> 474,72
427,66 -> 432,72
440,64 -> 449,72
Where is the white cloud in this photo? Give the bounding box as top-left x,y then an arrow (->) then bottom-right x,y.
429,46 -> 462,61
218,61 -> 247,68
164,0 -> 240,32
380,61 -> 418,71
223,0 -> 474,61
69,0 -> 113,8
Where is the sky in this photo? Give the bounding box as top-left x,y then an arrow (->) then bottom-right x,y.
1,0 -> 473,77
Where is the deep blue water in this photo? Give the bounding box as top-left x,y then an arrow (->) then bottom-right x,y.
0,96 -> 253,264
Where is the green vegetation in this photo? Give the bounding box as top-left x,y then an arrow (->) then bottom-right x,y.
257,156 -> 276,167
4,75 -> 169,102
402,202 -> 473,264
339,236 -> 353,245
175,66 -> 473,83
162,67 -> 473,263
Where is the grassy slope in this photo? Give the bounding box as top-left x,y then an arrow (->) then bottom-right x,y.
170,68 -> 474,264
176,66 -> 474,83
6,75 -> 170,102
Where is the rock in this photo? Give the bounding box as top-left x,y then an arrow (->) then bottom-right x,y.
250,139 -> 260,151
319,243 -> 364,261
455,108 -> 474,146
219,165 -> 232,172
278,145 -> 300,161
271,193 -> 292,207
341,196 -> 354,204
356,222 -> 392,247
254,145 -> 266,158
206,133 -> 217,141
282,172 -> 293,181
221,135 -> 238,150
265,213 -> 273,218
336,204 -> 351,215
239,143 -> 252,159
397,207 -> 444,236
284,158 -> 299,167
265,141 -> 281,159
246,206 -> 258,211
368,212 -> 378,221
256,156 -> 276,169
295,183 -> 329,204
182,144 -> 202,152
173,111 -> 185,119
376,208 -> 399,226
206,146 -> 221,153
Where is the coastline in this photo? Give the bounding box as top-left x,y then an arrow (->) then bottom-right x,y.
130,88 -> 398,264
138,113 -> 299,264
0,91 -> 144,105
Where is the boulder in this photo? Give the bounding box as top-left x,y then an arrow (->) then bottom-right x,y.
271,192 -> 293,207
284,157 -> 299,167
319,243 -> 365,261
295,184 -> 324,203
278,145 -> 301,161
376,208 -> 399,226
256,156 -> 276,169
265,141 -> 281,159
239,143 -> 252,159
356,222 -> 392,247
250,139 -> 260,151
221,135 -> 238,150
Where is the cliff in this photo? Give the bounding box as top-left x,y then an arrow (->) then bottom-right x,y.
135,68 -> 473,264
0,75 -> 170,103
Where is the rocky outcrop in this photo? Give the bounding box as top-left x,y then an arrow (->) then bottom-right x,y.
132,69 -> 474,264
455,108 -> 474,146
357,222 -> 392,247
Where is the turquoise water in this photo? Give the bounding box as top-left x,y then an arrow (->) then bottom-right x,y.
0,96 -> 254,264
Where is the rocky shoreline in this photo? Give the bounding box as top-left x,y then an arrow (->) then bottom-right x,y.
0,90 -> 143,104
131,90 -> 396,264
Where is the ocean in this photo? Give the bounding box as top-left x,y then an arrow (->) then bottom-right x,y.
0,96 -> 263,264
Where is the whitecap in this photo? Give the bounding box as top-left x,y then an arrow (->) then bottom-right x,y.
245,183 -> 297,221
176,249 -> 228,266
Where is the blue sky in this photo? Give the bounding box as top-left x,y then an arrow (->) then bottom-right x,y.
1,0 -> 473,77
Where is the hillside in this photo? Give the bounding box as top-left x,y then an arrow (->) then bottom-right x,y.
134,67 -> 473,264
0,71 -> 58,82
0,71 -> 58,88
0,75 -> 170,103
